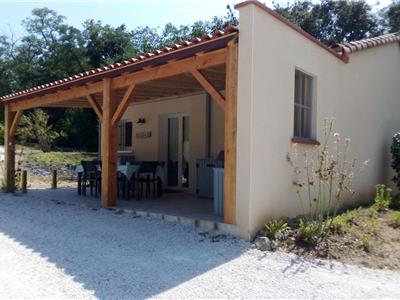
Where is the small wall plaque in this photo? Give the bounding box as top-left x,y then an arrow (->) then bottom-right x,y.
136,131 -> 152,139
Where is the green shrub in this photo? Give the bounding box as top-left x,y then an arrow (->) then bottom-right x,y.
264,219 -> 288,239
330,208 -> 361,231
389,197 -> 400,210
361,234 -> 373,252
0,123 -> 4,145
391,132 -> 400,191
389,211 -> 400,228
373,184 -> 391,211
298,219 -> 322,244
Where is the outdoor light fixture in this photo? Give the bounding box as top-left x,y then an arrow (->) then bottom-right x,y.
136,118 -> 146,124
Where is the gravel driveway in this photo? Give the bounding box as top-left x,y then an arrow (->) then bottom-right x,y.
0,192 -> 399,299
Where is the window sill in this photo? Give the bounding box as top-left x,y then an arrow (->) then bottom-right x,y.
291,137 -> 320,146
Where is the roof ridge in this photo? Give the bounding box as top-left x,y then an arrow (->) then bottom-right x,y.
1,26 -> 238,101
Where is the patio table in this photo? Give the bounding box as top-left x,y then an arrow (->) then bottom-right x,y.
75,163 -> 165,197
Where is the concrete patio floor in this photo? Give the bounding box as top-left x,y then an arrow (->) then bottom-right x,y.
26,186 -> 223,223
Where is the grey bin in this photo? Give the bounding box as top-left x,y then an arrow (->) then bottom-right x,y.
213,168 -> 224,216
196,159 -> 223,198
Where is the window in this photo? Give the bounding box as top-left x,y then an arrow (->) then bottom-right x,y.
118,120 -> 133,150
294,70 -> 314,139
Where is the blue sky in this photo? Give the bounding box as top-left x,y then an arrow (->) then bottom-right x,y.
0,0 -> 392,38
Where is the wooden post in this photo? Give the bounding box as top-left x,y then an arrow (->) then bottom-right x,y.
52,169 -> 57,189
101,78 -> 118,207
22,170 -> 27,193
224,41 -> 238,224
4,105 -> 22,193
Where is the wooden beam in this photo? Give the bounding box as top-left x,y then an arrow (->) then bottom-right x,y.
86,94 -> 103,120
4,105 -> 18,192
191,69 -> 225,110
10,110 -> 22,136
9,82 -> 103,112
223,41 -> 238,224
115,48 -> 227,89
100,78 -> 118,207
111,84 -> 136,127
8,48 -> 227,112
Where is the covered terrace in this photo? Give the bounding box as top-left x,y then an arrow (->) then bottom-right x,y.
0,27 -> 238,225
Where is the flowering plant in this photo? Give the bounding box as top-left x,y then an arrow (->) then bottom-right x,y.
288,118 -> 368,233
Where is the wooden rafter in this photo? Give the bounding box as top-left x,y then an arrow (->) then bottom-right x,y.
191,69 -> 225,110
8,48 -> 227,112
86,94 -> 103,120
111,84 -> 137,127
8,83 -> 102,112
10,110 -> 22,136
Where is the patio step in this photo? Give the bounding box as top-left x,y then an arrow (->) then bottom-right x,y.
106,206 -> 238,236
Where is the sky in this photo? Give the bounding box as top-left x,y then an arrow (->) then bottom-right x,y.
0,0 -> 393,39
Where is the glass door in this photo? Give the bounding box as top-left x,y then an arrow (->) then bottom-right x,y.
167,114 -> 189,189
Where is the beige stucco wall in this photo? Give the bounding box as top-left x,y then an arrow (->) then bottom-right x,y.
236,3 -> 400,239
122,93 -> 225,194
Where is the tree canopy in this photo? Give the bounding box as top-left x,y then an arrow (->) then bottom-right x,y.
273,0 -> 383,45
0,1 -> 397,151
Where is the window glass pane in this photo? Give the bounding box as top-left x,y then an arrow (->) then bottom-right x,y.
295,71 -> 301,104
304,75 -> 313,107
294,105 -> 302,137
182,116 -> 189,188
168,117 -> 179,186
125,122 -> 132,147
294,70 -> 314,139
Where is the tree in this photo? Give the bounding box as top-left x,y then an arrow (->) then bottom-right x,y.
17,109 -> 64,152
273,0 -> 382,45
82,20 -> 136,67
386,1 -> 400,32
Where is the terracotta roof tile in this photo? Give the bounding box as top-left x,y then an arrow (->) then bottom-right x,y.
332,32 -> 400,54
1,26 -> 238,102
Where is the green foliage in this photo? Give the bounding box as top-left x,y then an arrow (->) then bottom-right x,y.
17,109 -> 64,152
273,0 -> 382,45
360,234 -> 373,252
26,151 -> 97,167
391,133 -> 400,191
264,219 -> 288,239
386,1 -> 400,33
389,211 -> 400,227
0,123 -> 4,145
330,208 -> 361,231
298,219 -> 322,244
373,184 -> 392,211
390,197 -> 400,210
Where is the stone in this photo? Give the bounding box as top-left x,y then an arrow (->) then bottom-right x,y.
254,236 -> 272,251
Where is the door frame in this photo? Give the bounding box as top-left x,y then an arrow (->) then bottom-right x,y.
164,112 -> 189,190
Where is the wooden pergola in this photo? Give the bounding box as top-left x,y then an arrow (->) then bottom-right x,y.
1,29 -> 238,224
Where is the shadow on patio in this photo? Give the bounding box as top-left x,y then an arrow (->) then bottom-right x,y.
0,189 -> 247,299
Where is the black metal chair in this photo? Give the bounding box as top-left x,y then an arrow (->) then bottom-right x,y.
81,160 -> 101,197
133,161 -> 159,200
117,161 -> 140,199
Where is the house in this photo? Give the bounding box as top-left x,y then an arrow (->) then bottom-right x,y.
1,0 -> 400,239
